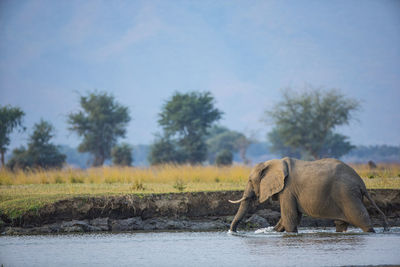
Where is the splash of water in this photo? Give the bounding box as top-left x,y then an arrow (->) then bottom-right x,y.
254,227 -> 275,234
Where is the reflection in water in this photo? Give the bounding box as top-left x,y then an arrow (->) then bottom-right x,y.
233,227 -> 399,266
244,230 -> 365,256
0,227 -> 399,267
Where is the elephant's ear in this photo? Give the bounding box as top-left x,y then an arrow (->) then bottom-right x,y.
259,159 -> 289,203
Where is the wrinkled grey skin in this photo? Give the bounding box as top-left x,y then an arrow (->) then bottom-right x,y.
229,157 -> 389,233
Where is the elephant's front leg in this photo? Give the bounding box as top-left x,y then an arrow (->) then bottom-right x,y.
280,193 -> 301,233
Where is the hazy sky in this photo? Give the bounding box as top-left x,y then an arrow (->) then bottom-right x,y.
1,0 -> 399,149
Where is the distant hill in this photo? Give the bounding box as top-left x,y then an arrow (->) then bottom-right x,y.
245,143 -> 400,164
341,145 -> 400,163
244,143 -> 400,164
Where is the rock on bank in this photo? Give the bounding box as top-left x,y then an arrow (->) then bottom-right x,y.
1,189 -> 399,234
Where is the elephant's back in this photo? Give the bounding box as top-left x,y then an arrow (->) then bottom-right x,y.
293,158 -> 362,183
292,158 -> 351,183
291,158 -> 364,219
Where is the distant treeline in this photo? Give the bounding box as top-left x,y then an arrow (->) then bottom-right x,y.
3,87 -> 398,170
49,143 -> 399,168
341,145 -> 400,163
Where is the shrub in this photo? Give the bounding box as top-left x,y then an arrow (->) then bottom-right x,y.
215,150 -> 233,166
40,177 -> 49,184
173,179 -> 186,192
54,176 -> 64,184
112,143 -> 133,166
131,180 -> 145,191
70,176 -> 84,183
105,177 -> 117,184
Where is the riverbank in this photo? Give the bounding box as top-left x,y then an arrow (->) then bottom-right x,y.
1,189 -> 399,235
1,164 -> 399,227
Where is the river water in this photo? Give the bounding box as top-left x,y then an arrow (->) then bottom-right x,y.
1,227 -> 399,267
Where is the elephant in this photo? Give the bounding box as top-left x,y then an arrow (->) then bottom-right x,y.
229,157 -> 389,233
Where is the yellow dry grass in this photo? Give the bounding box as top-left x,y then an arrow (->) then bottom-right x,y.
0,164 -> 250,186
1,163 -> 399,188
1,163 -> 399,192
0,165 -> 250,219
350,163 -> 400,189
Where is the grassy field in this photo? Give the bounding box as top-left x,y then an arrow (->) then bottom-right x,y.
1,163 -> 400,220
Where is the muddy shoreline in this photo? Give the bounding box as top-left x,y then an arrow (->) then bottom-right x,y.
1,189 -> 400,235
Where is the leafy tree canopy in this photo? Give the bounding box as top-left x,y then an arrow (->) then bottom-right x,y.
7,120 -> 66,170
266,87 -> 360,159
112,143 -> 133,166
68,91 -> 130,166
319,132 -> 355,159
158,91 -> 222,137
148,136 -> 186,165
150,91 -> 222,165
0,105 -> 25,167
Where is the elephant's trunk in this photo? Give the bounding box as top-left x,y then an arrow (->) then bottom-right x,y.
229,198 -> 250,232
229,182 -> 255,232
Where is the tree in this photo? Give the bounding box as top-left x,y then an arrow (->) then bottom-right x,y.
68,91 -> 131,166
7,120 -> 66,170
236,134 -> 252,164
206,125 -> 251,164
215,149 -> 233,166
267,128 -> 302,158
0,105 -> 25,168
112,143 -> 133,166
319,132 -> 355,159
148,136 -> 185,165
265,87 -> 360,159
6,147 -> 31,170
150,91 -> 222,165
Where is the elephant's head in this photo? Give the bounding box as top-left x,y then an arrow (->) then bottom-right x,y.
229,158 -> 289,232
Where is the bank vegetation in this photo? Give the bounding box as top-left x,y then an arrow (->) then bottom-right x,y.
0,164 -> 399,220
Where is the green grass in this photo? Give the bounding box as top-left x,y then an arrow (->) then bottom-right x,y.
0,182 -> 246,220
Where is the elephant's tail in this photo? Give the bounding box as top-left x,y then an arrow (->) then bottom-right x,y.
362,189 -> 389,231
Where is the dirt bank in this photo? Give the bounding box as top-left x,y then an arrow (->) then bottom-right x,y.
1,189 -> 399,234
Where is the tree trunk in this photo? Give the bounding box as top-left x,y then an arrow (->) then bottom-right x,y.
239,148 -> 249,165
0,151 -> 4,168
92,154 -> 104,167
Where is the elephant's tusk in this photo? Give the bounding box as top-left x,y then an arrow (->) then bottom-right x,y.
228,197 -> 246,204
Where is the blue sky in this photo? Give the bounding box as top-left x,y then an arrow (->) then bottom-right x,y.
1,0 -> 399,149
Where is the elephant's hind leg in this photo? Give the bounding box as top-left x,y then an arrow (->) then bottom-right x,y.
343,199 -> 375,232
334,220 -> 349,232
